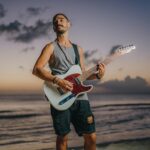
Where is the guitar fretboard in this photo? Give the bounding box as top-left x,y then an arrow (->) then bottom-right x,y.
77,51 -> 131,81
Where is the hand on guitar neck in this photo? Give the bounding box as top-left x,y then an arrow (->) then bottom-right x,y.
96,63 -> 105,79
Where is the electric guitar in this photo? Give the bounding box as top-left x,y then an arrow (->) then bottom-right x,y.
43,45 -> 136,110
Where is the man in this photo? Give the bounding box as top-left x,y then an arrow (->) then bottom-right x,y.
32,13 -> 105,150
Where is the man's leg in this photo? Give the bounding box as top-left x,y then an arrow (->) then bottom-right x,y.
50,105 -> 71,150
56,134 -> 68,150
71,100 -> 96,149
83,132 -> 96,150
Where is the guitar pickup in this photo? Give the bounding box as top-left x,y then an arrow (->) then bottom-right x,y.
59,93 -> 75,105
74,78 -> 81,85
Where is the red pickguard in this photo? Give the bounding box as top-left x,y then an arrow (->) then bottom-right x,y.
64,73 -> 92,95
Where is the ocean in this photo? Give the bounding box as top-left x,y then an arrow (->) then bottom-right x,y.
0,94 -> 150,150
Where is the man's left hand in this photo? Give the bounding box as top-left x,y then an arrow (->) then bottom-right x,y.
97,63 -> 105,79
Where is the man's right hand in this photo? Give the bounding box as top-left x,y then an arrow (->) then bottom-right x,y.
57,79 -> 73,92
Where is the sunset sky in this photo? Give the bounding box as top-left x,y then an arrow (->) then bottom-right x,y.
0,0 -> 150,94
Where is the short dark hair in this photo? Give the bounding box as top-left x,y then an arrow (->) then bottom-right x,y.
52,13 -> 70,24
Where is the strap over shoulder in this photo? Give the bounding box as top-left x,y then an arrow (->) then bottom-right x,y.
72,43 -> 81,66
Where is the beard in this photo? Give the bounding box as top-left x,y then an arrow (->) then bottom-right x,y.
56,29 -> 66,34
54,26 -> 68,34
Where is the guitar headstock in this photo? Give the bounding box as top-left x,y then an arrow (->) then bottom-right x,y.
114,44 -> 136,55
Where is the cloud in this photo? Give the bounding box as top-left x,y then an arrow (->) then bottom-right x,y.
0,20 -> 21,34
118,67 -> 123,72
84,49 -> 103,64
26,6 -> 50,16
15,20 -> 52,42
109,45 -> 122,55
18,65 -> 24,70
88,58 -> 101,64
86,76 -> 150,94
27,7 -> 42,16
22,46 -> 35,52
84,49 -> 98,59
84,45 -> 126,65
0,3 -> 6,18
0,19 -> 52,43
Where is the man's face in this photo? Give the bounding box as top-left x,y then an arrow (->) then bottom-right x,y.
53,15 -> 70,34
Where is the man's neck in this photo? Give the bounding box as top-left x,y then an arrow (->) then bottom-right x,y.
56,32 -> 71,47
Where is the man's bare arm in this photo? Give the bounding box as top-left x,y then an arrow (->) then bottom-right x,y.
32,43 -> 73,91
78,46 -> 105,80
32,43 -> 56,82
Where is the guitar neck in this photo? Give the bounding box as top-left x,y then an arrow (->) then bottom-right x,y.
78,55 -> 116,82
78,44 -> 136,82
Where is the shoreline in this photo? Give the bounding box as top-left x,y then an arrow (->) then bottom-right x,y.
0,138 -> 150,150
68,138 -> 150,150
0,94 -> 150,150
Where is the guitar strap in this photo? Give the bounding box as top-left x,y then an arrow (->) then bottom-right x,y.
72,44 -> 81,66
57,41 -> 81,67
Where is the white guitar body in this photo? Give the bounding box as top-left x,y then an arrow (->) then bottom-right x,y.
43,65 -> 93,111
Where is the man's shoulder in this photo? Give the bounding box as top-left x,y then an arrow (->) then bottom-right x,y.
43,42 -> 55,51
45,41 -> 55,48
72,43 -> 82,51
72,42 -> 79,47
76,45 -> 84,53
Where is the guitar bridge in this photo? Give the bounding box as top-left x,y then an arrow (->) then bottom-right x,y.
57,87 -> 65,95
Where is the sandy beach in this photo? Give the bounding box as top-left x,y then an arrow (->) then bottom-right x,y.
0,94 -> 150,150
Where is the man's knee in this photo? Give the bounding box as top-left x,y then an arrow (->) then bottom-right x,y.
83,132 -> 96,144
